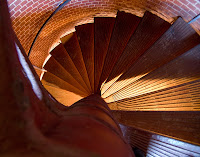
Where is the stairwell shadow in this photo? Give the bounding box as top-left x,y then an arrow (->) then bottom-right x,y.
119,124 -> 150,157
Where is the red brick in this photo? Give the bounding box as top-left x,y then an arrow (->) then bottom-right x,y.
79,3 -> 86,7
173,4 -> 182,11
20,0 -> 27,6
195,3 -> 200,10
20,6 -> 27,12
8,0 -> 16,5
47,6 -> 55,11
188,10 -> 197,17
26,1 -> 34,7
159,1 -> 168,8
32,2 -> 39,8
38,4 -> 44,9
26,7 -> 33,12
179,0 -> 189,5
81,0 -> 89,3
187,3 -> 197,10
20,11 -> 27,17
38,0 -> 44,4
32,7 -> 38,13
93,2 -> 99,5
167,1 -> 174,7
14,0 -> 22,6
10,10 -> 15,16
10,4 -> 16,11
14,11 -> 21,17
188,0 -> 198,4
193,9 -> 199,14
75,2 -> 81,5
8,0 -> 200,63
14,5 -> 21,12
173,0 -> 183,6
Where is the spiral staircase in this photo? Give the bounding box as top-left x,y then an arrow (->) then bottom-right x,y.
1,0 -> 200,154
37,10 -> 200,156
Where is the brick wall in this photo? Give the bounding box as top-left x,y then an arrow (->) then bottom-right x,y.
8,0 -> 200,69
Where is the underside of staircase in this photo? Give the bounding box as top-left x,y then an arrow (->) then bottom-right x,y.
1,0 -> 200,155
39,10 -> 200,156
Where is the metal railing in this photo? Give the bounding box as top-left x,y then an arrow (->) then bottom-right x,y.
28,0 -> 71,57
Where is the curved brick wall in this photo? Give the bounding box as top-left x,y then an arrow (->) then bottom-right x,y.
8,0 -> 200,69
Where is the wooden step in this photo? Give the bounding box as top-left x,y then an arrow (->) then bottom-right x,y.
98,11 -> 141,90
101,11 -> 171,94
43,56 -> 89,94
105,44 -> 200,102
42,72 -> 88,97
76,23 -> 95,92
63,32 -> 92,92
94,17 -> 115,93
34,67 -> 43,78
42,82 -> 83,107
107,79 -> 200,111
119,125 -> 200,157
102,17 -> 200,98
50,43 -> 91,93
112,111 -> 200,146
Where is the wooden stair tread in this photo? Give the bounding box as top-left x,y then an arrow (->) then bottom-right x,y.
112,111 -> 200,146
42,72 -> 88,97
101,11 -> 171,94
105,44 -> 200,101
76,23 -> 95,92
42,82 -> 83,107
43,57 -> 89,94
102,17 -> 200,98
107,79 -> 200,111
63,32 -> 92,92
94,17 -> 116,93
119,124 -> 200,157
34,67 -> 43,78
50,43 -> 90,93
98,11 -> 141,90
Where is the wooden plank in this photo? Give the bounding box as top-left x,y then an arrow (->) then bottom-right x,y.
43,57 -> 89,94
98,11 -> 141,90
50,43 -> 91,93
102,17 -> 200,98
107,80 -> 200,111
63,32 -> 92,92
120,124 -> 200,157
42,72 -> 88,97
94,17 -> 115,93
105,44 -> 200,103
112,111 -> 200,146
76,23 -> 95,92
34,67 -> 43,78
101,11 -> 171,94
43,82 -> 83,107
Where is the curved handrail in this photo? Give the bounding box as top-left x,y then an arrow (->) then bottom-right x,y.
28,0 -> 71,57
188,13 -> 200,24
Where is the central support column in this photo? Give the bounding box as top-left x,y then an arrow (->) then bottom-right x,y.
47,94 -> 135,157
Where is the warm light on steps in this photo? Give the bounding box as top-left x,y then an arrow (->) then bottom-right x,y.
43,82 -> 83,106
40,11 -> 200,112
